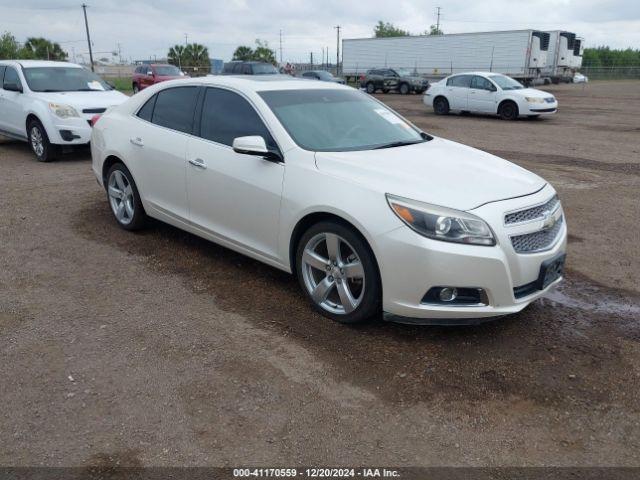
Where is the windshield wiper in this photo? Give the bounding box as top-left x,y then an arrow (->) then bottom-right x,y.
373,139 -> 424,150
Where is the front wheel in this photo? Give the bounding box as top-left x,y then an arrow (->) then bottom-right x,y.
296,221 -> 381,324
399,83 -> 410,95
499,101 -> 519,120
132,83 -> 139,94
28,119 -> 57,162
106,163 -> 148,230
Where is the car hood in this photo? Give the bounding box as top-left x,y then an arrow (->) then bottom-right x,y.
30,90 -> 129,110
156,75 -> 189,81
314,138 -> 545,211
509,87 -> 552,99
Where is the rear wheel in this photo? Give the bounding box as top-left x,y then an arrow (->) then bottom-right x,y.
296,221 -> 381,324
433,96 -> 450,115
132,83 -> 139,94
499,101 -> 519,120
106,163 -> 148,230
27,119 -> 56,162
366,82 -> 375,94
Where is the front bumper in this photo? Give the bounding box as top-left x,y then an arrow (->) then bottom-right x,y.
523,100 -> 558,115
48,115 -> 94,145
375,185 -> 567,323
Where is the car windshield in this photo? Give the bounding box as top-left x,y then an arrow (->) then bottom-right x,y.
259,89 -> 426,152
22,67 -> 112,92
314,71 -> 334,80
154,65 -> 182,76
252,64 -> 278,75
395,68 -> 413,76
488,74 -> 524,90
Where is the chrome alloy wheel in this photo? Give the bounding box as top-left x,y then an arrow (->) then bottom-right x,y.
301,232 -> 365,315
108,170 -> 135,225
30,126 -> 44,157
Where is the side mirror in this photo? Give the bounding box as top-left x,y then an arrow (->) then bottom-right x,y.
4,83 -> 22,93
232,136 -> 282,163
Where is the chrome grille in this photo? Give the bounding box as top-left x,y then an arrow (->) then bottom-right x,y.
511,216 -> 564,253
505,195 -> 559,225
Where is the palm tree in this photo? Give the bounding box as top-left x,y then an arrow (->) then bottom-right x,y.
23,37 -> 67,61
183,43 -> 210,75
167,44 -> 185,69
232,46 -> 253,61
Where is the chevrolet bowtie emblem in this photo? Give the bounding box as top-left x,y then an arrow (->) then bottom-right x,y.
542,208 -> 561,230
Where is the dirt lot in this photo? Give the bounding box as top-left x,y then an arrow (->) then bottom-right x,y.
0,80 -> 639,468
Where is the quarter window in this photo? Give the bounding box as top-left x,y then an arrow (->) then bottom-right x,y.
150,86 -> 199,134
137,95 -> 156,122
199,88 -> 276,149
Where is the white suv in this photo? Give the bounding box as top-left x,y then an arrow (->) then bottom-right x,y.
0,60 -> 127,162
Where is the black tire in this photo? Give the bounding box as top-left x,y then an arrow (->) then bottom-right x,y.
27,119 -> 57,162
105,163 -> 148,231
528,115 -> 540,120
399,83 -> 410,95
433,96 -> 450,115
499,101 -> 519,120
366,82 -> 376,94
132,83 -> 139,94
296,221 -> 381,324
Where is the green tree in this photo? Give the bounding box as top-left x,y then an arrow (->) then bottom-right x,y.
232,45 -> 254,61
167,44 -> 185,68
253,39 -> 276,64
582,46 -> 640,67
374,21 -> 409,38
0,31 -> 21,59
22,37 -> 67,60
427,24 -> 443,35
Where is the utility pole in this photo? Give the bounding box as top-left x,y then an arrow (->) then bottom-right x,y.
184,33 -> 188,46
82,4 -> 94,71
310,52 -> 313,66
436,6 -> 441,33
117,43 -> 122,64
279,29 -> 283,64
335,25 -> 341,75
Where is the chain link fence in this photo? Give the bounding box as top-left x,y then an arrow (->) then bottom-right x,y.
580,66 -> 640,80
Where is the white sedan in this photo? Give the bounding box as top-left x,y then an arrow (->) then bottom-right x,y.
424,72 -> 558,120
91,76 -> 566,325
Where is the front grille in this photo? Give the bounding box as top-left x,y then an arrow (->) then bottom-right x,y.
511,216 -> 564,253
82,108 -> 106,114
505,195 -> 559,225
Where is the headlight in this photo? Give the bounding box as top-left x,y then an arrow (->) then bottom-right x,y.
49,103 -> 80,118
386,194 -> 496,246
524,97 -> 545,104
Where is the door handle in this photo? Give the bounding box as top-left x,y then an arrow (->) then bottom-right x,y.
188,158 -> 207,169
130,137 -> 144,147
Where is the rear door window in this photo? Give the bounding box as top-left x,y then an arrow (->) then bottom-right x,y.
447,75 -> 472,88
150,86 -> 199,134
0,66 -> 6,84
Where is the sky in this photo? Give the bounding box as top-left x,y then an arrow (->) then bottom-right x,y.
1,0 -> 639,63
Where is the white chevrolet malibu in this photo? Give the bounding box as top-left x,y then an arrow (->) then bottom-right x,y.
424,72 -> 558,120
91,76 -> 567,325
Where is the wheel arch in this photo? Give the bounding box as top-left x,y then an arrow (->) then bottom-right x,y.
498,98 -> 519,114
102,154 -> 128,186
288,211 -> 381,282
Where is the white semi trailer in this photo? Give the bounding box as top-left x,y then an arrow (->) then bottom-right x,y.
342,30 -> 551,84
542,31 -> 583,83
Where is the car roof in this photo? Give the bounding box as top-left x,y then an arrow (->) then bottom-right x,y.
0,60 -> 84,68
448,71 -> 503,77
163,75 -> 351,93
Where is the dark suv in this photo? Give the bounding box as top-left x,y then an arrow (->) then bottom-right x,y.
360,68 -> 429,95
222,61 -> 279,75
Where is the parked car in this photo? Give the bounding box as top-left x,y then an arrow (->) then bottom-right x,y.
0,60 -> 128,162
424,72 -> 558,120
300,70 -> 345,84
573,72 -> 588,83
132,64 -> 187,93
91,76 -> 566,325
360,68 -> 429,95
221,61 -> 279,75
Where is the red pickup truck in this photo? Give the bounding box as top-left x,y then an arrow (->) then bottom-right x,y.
132,64 -> 188,93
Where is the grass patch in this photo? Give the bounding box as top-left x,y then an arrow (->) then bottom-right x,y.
107,77 -> 133,93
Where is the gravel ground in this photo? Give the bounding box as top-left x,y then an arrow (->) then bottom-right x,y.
0,80 -> 639,467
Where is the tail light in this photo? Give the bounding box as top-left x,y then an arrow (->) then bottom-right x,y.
90,114 -> 102,126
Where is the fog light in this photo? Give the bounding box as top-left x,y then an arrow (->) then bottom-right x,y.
439,287 -> 458,302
